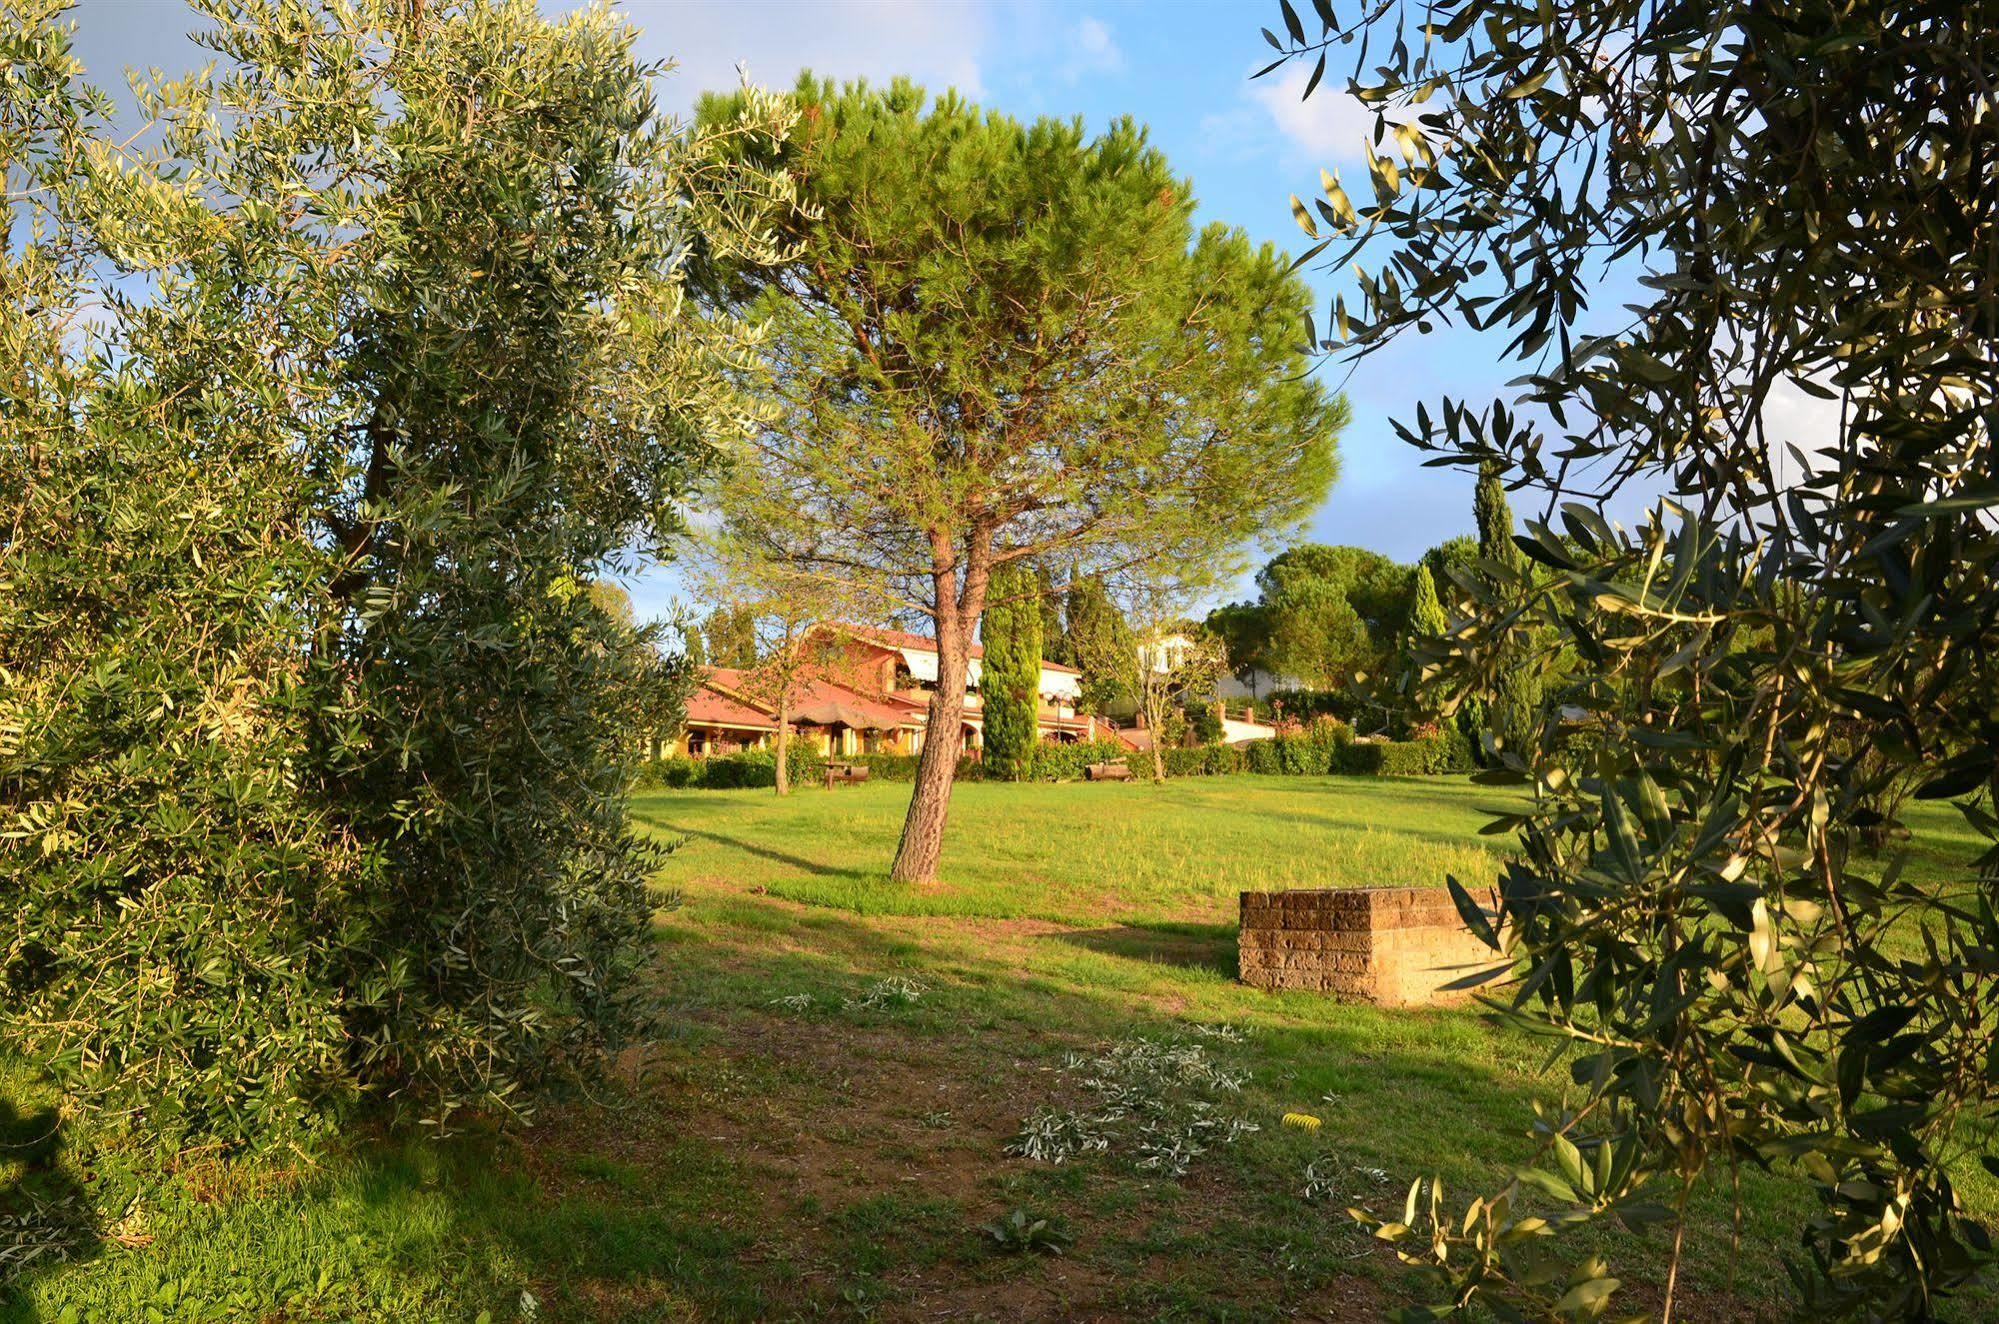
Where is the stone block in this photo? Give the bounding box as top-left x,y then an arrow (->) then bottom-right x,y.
1237,885 -> 1499,1006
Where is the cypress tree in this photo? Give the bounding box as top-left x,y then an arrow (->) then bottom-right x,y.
1473,463 -> 1543,755
980,561 -> 1043,780
1421,535 -> 1485,751
1409,562 -> 1448,640
1473,463 -> 1518,571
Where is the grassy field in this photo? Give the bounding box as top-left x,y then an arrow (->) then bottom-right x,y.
3,775 -> 1992,1321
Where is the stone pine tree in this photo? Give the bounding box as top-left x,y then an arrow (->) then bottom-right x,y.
1251,544 -> 1412,690
979,561 -> 1043,781
1421,535 -> 1478,597
696,77 -> 1345,883
1472,463 -> 1541,754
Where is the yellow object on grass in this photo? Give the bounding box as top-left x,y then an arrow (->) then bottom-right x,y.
1281,1112 -> 1322,1132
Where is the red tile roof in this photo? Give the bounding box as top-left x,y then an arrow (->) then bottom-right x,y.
834,622 -> 1082,674
693,668 -> 921,730
684,685 -> 777,731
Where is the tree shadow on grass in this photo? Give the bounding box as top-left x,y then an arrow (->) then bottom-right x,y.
272,902 -> 1526,1318
31,894 -> 1791,1321
667,827 -> 875,882
1047,923 -> 1239,978
0,1096 -> 99,1323
1248,808 -> 1514,864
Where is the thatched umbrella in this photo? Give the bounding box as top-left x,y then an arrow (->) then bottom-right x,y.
790,700 -> 900,731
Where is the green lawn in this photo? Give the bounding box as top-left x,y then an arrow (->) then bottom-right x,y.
3,775 -> 1992,1321
650,774 -> 1510,925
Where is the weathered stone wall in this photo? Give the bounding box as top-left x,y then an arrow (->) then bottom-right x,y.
1237,887 -> 1497,1006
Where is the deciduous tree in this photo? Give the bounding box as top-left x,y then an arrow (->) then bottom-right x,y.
701,606 -> 758,669
693,551 -> 871,796
1127,616 -> 1215,788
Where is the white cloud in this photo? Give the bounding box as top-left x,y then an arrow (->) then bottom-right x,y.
1062,16 -> 1125,80
1195,104 -> 1264,157
621,0 -> 992,111
1761,376 -> 1845,450
1247,60 -> 1381,162
1758,373 -> 1851,489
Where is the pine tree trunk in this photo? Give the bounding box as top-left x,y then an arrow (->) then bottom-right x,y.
889,657 -> 966,883
890,540 -> 989,883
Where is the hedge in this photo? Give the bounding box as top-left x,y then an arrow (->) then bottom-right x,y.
636,728 -> 1473,789
634,743 -> 826,790
1185,730 -> 1471,778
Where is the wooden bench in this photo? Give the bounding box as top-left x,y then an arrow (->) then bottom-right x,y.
1084,760 -> 1132,782
824,762 -> 871,789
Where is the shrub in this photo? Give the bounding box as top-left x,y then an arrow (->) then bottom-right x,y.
1162,744 -> 1247,777
634,758 -> 698,790
638,745 -> 976,789
1334,730 -> 1475,776
847,752 -> 934,782
649,743 -> 829,789
1186,702 -> 1225,745
643,726 -> 1471,790
1027,739 -> 1133,782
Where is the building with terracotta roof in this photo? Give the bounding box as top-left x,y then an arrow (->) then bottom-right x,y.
673,623 -> 1112,760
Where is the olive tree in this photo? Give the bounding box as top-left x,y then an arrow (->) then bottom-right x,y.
1261,0 -> 1999,1317
2,0 -> 798,1143
695,77 -> 1345,883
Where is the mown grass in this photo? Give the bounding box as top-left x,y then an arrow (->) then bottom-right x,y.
4,774 -> 1993,1321
654,774 -> 1509,924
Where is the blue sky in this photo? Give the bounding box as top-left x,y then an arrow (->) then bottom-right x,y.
70,0 -> 1775,623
